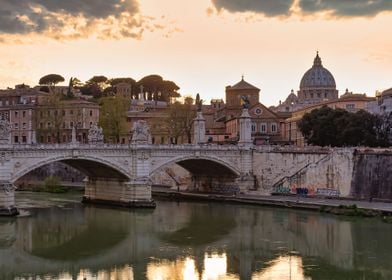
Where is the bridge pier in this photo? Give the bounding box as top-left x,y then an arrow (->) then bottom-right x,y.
0,182 -> 18,216
83,177 -> 156,208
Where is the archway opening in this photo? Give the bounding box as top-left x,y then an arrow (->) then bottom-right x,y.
152,158 -> 240,194
15,159 -> 130,192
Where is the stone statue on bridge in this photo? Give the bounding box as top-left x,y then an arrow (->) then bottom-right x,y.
88,124 -> 104,144
131,120 -> 151,144
0,119 -> 12,144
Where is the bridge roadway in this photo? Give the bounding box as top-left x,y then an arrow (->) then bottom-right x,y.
0,143 -> 254,215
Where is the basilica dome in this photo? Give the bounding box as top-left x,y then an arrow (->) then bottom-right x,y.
300,52 -> 336,89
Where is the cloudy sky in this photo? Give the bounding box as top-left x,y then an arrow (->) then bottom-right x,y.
0,0 -> 391,106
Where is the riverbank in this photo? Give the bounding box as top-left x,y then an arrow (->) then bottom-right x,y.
152,188 -> 392,218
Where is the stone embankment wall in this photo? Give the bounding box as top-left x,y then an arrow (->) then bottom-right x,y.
350,151 -> 392,200
253,147 -> 392,200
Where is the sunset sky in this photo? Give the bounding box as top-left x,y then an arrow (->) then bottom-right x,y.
0,0 -> 391,106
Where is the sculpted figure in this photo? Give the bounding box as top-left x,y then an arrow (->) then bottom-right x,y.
131,120 -> 151,144
195,93 -> 203,112
88,124 -> 104,143
0,119 -> 12,142
240,95 -> 250,109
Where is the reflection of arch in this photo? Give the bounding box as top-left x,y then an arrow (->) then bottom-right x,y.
151,155 -> 240,178
12,155 -> 130,183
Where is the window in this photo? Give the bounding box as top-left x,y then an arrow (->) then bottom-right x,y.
22,111 -> 26,118
70,110 -> 73,115
63,122 -> 66,128
22,136 -> 26,143
70,121 -> 74,128
62,110 -> 65,116
251,122 -> 256,132
47,122 -> 51,128
271,123 -> 277,133
14,111 -> 18,117
40,122 -> 43,129
14,123 -> 18,129
346,104 -> 355,109
63,135 -> 67,142
14,136 -> 18,143
260,123 -> 267,133
90,110 -> 93,116
22,123 -> 26,129
47,135 -> 51,143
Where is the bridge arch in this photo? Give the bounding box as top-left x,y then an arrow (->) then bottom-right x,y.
150,155 -> 240,178
12,155 -> 131,183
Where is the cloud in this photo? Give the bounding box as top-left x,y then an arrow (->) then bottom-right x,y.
211,0 -> 294,16
210,0 -> 392,17
0,0 -> 156,40
299,0 -> 392,17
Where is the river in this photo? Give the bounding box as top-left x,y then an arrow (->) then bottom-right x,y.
0,192 -> 391,280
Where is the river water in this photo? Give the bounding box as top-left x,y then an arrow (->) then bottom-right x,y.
1,192 -> 391,280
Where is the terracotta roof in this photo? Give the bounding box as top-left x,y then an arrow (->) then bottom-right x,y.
228,78 -> 260,91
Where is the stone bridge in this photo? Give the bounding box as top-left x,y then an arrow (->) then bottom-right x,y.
0,109 -> 256,215
0,143 -> 254,215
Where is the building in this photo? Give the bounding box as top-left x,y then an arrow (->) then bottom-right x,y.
366,87 -> 392,115
0,85 -> 45,144
272,52 -> 338,113
213,77 -> 286,144
35,99 -> 100,144
114,82 -> 133,98
285,91 -> 376,146
0,84 -> 99,144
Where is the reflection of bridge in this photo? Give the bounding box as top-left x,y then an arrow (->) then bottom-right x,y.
1,199 -> 390,279
0,109 -> 255,215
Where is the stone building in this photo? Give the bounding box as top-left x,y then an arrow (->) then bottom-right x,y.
0,84 -> 99,144
213,77 -> 286,144
272,52 -> 338,113
36,99 -> 99,144
366,87 -> 392,115
114,82 -> 133,98
0,85 -> 45,144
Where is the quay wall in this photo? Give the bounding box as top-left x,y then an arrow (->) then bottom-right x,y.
252,147 -> 392,200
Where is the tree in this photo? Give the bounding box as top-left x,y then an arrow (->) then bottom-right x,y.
137,75 -> 180,102
66,77 -> 81,98
84,76 -> 109,98
38,74 -> 65,93
98,96 -> 128,143
298,106 -> 388,147
153,97 -> 195,144
109,77 -> 136,87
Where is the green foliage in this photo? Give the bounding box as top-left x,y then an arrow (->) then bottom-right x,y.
109,77 -> 136,87
39,74 -> 65,86
43,176 -> 67,193
98,96 -> 129,143
137,75 -> 180,102
84,76 -> 109,98
38,74 -> 65,94
298,106 -> 389,147
153,97 -> 195,144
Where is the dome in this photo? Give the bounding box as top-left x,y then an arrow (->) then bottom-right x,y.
300,52 -> 336,89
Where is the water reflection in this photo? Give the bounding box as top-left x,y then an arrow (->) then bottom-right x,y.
2,192 -> 392,279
